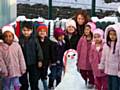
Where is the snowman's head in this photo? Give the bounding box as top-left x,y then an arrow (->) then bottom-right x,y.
63,49 -> 78,71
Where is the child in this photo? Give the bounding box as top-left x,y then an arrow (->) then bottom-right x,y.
65,19 -> 79,49
19,21 -> 43,90
74,10 -> 90,38
77,22 -> 95,88
0,29 -> 7,90
55,49 -> 82,90
99,24 -> 120,90
1,25 -> 26,90
48,28 -> 67,89
89,28 -> 108,90
37,23 -> 53,90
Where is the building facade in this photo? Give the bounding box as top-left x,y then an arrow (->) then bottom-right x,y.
0,0 -> 16,27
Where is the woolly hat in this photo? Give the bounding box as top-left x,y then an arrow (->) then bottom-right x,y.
66,19 -> 76,29
93,28 -> 104,39
86,22 -> 96,32
54,28 -> 65,39
37,23 -> 48,33
2,25 -> 19,42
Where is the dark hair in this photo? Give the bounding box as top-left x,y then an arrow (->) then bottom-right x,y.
106,29 -> 117,54
22,21 -> 33,29
85,24 -> 91,29
74,9 -> 90,25
0,29 -> 2,40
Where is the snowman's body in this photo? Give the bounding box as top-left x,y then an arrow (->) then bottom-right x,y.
55,49 -> 82,90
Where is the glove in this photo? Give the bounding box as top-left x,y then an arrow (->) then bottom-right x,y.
118,71 -> 120,77
98,63 -> 104,70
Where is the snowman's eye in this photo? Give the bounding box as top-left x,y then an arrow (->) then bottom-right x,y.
68,55 -> 70,57
73,54 -> 76,56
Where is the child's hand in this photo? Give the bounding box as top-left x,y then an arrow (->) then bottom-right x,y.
118,71 -> 120,77
38,61 -> 42,68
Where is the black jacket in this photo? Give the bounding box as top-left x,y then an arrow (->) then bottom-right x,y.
65,34 -> 79,50
38,37 -> 53,66
19,34 -> 43,66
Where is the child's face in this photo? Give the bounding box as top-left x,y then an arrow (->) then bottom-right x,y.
58,35 -> 65,41
3,31 -> 14,45
77,14 -> 85,25
67,26 -> 75,34
84,26 -> 91,36
22,27 -> 32,37
38,30 -> 47,38
94,34 -> 102,44
109,30 -> 117,41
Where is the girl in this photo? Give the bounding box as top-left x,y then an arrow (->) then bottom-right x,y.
0,32 -> 8,90
77,22 -> 95,88
65,19 -> 79,49
89,28 -> 108,90
2,25 -> 26,90
37,23 -> 53,90
74,9 -> 90,38
99,24 -> 120,90
48,28 -> 67,89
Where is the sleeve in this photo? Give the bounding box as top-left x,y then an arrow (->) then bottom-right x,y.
89,46 -> 94,64
76,38 -> 82,60
98,45 -> 106,70
118,47 -> 120,77
50,42 -> 57,64
35,38 -> 43,61
0,51 -> 8,77
18,44 -> 26,75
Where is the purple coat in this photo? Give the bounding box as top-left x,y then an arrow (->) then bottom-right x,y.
89,44 -> 106,77
77,36 -> 92,70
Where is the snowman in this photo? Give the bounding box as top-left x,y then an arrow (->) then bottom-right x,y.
55,49 -> 82,90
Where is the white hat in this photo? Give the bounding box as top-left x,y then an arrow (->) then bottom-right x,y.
66,19 -> 76,29
2,25 -> 19,42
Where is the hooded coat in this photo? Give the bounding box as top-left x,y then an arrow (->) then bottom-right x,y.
99,24 -> 120,76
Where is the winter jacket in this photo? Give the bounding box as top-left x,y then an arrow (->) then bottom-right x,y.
99,24 -> 120,76
2,42 -> 26,78
0,42 -> 8,77
38,37 -> 53,67
89,44 -> 106,77
65,34 -> 79,50
76,25 -> 85,39
77,36 -> 92,70
19,34 -> 43,66
50,38 -> 67,66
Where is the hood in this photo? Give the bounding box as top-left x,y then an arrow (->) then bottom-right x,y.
104,24 -> 120,47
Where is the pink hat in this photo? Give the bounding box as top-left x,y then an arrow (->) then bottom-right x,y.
86,22 -> 96,32
93,28 -> 104,38
54,28 -> 65,39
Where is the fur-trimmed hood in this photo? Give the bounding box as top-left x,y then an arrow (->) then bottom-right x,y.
104,24 -> 120,47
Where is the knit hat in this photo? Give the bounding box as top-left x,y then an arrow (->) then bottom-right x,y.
37,23 -> 48,33
86,22 -> 96,32
92,28 -> 104,45
2,25 -> 19,42
54,28 -> 65,39
93,28 -> 104,39
66,19 -> 76,29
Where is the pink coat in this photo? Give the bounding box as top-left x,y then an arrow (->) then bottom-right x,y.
89,44 -> 106,77
99,24 -> 120,76
77,36 -> 92,70
2,42 -> 26,78
0,43 -> 8,77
